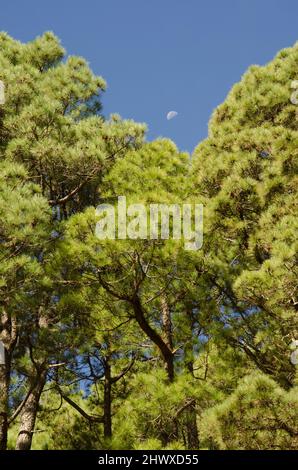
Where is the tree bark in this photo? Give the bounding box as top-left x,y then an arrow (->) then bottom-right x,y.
103,358 -> 112,440
0,359 -> 9,450
186,404 -> 199,449
0,308 -> 17,450
15,369 -> 47,450
132,295 -> 174,381
161,295 -> 173,351
161,295 -> 175,381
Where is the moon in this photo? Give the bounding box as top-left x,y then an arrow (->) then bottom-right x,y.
166,110 -> 178,120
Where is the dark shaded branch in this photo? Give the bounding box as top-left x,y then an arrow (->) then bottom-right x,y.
56,387 -> 104,423
132,295 -> 174,381
111,356 -> 135,384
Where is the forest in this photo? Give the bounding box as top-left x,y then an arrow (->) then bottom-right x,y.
0,32 -> 297,450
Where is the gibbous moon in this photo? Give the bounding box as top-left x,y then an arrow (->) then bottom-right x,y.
166,110 -> 178,120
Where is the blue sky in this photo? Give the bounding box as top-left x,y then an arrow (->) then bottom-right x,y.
1,0 -> 297,152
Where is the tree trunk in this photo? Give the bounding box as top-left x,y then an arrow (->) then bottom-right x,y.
103,358 -> 112,440
161,295 -> 174,381
15,370 -> 47,450
0,359 -> 9,450
161,295 -> 173,350
132,295 -> 174,381
0,309 -> 17,450
186,404 -> 199,449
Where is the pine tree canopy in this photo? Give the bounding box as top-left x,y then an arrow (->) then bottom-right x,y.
0,33 -> 297,451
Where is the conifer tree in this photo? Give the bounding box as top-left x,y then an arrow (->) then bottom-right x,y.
1,32 -> 297,451
0,162 -> 50,449
0,32 -> 144,450
190,42 -> 298,387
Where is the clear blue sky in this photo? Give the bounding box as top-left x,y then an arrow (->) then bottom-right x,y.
1,0 -> 297,152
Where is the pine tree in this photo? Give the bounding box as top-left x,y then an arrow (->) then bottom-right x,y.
190,42 -> 298,388
0,161 -> 50,449
1,32 -> 297,451
0,32 -> 144,450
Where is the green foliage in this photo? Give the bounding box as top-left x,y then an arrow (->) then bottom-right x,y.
1,33 -> 297,451
0,159 -> 50,311
190,42 -> 298,387
200,372 -> 298,450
